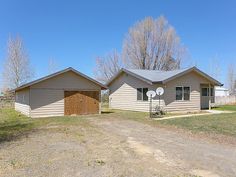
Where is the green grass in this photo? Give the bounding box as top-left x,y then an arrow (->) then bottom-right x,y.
0,108 -> 90,142
0,109 -> 36,142
213,105 -> 236,111
102,108 -> 236,137
1,106 -> 236,142
158,113 -> 236,136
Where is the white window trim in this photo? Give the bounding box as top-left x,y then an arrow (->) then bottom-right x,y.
175,86 -> 191,101
201,87 -> 214,97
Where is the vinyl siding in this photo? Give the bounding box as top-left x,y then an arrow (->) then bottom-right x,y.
109,73 -> 165,112
31,71 -> 100,90
164,72 -> 210,112
109,71 -> 212,112
15,88 -> 30,116
29,71 -> 101,118
30,89 -> 64,118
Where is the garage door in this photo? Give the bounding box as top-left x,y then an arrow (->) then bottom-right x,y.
64,91 -> 99,115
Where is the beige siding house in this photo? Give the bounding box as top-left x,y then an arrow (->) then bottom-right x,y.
15,67 -> 107,118
107,67 -> 222,113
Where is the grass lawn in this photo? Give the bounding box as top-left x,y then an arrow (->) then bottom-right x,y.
158,113 -> 236,137
102,107 -> 236,137
0,108 -> 90,142
213,104 -> 236,111
1,105 -> 236,142
158,105 -> 236,136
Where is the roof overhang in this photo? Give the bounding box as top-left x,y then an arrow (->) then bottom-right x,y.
14,67 -> 108,92
161,67 -> 223,86
106,68 -> 153,86
107,67 -> 223,87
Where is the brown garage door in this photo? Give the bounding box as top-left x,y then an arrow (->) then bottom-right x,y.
64,91 -> 99,115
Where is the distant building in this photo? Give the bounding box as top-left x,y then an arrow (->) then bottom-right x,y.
215,86 -> 229,97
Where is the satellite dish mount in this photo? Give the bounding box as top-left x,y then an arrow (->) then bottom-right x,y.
156,87 -> 164,108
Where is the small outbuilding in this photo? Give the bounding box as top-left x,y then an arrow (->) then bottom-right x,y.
14,67 -> 107,118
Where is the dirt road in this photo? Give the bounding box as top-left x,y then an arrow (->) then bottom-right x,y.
0,116 -> 235,177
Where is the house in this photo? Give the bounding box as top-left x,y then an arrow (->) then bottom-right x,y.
107,67 -> 222,112
14,67 -> 107,118
215,86 -> 229,97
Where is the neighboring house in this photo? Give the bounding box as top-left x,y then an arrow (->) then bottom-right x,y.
215,86 -> 229,97
14,67 -> 107,118
107,67 -> 222,112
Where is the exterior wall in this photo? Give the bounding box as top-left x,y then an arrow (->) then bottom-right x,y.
109,71 -> 212,112
15,88 -> 30,116
164,72 -> 210,112
18,71 -> 102,118
109,73 -> 165,112
30,89 -> 64,118
30,71 -> 100,90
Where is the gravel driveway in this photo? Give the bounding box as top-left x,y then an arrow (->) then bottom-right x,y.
0,116 -> 235,177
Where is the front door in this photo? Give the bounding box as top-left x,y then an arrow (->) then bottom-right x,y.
201,87 -> 214,109
201,88 -> 209,109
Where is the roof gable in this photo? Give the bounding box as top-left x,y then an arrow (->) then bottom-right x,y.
15,67 -> 107,91
107,67 -> 222,86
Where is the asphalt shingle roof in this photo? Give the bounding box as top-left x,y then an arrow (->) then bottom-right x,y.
125,68 -> 190,83
107,66 -> 222,86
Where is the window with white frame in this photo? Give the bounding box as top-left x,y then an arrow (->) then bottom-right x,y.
137,88 -> 148,101
176,86 -> 190,101
201,88 -> 213,96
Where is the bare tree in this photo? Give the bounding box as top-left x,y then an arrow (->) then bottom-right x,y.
227,63 -> 236,95
48,58 -> 58,74
2,36 -> 34,89
209,55 -> 221,81
94,50 -> 122,83
122,16 -> 185,70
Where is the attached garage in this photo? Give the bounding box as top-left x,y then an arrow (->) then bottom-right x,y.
14,67 -> 107,118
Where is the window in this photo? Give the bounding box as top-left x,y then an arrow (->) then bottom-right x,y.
137,88 -> 142,100
201,88 -> 213,96
176,87 -> 183,100
184,87 -> 190,100
176,86 -> 190,101
202,88 -> 208,96
137,88 -> 148,101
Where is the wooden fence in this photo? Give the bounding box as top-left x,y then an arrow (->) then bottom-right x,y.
214,95 -> 236,106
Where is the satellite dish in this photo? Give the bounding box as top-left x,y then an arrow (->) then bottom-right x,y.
146,90 -> 156,98
156,87 -> 164,95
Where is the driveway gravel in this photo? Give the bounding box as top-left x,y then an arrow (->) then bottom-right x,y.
0,116 -> 235,177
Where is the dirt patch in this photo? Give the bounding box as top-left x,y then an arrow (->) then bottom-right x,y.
191,169 -> 220,177
127,137 -> 176,167
0,122 -> 183,177
0,116 -> 236,177
92,118 -> 236,177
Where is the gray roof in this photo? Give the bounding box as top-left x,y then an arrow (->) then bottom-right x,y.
126,68 -> 190,83
107,66 -> 222,86
15,67 -> 107,91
